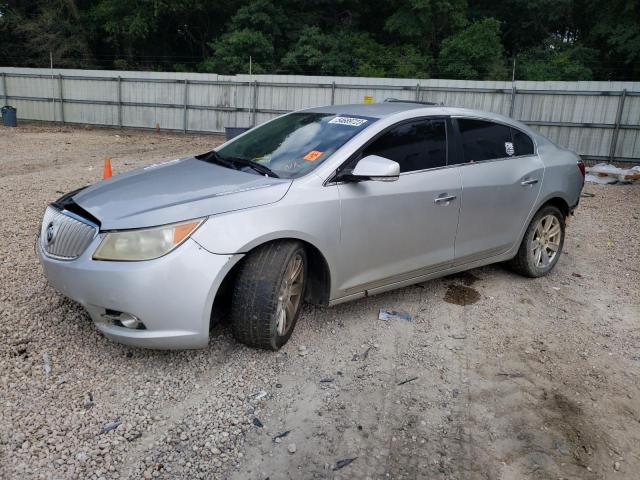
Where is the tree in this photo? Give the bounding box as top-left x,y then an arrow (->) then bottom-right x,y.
437,18 -> 508,79
202,29 -> 274,74
0,0 -> 93,68
384,0 -> 468,55
518,39 -> 596,80
281,26 -> 431,77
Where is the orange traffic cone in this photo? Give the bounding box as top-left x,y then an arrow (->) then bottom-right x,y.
103,157 -> 112,180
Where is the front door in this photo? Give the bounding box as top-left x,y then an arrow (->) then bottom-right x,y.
452,118 -> 544,263
335,118 -> 461,296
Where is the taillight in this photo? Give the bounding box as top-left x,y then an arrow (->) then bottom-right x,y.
577,159 -> 586,178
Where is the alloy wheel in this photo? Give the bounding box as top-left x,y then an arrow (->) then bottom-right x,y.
531,214 -> 561,268
276,253 -> 304,335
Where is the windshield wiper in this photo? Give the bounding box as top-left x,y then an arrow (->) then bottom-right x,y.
198,150 -> 236,169
198,150 -> 279,178
227,156 -> 280,178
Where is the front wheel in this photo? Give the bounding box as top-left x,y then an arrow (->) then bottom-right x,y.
509,205 -> 565,278
231,241 -> 307,350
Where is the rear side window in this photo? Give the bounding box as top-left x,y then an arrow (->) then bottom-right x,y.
457,119 -> 512,162
511,128 -> 534,155
363,119 -> 447,172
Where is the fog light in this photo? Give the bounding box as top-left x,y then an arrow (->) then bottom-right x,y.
101,310 -> 146,330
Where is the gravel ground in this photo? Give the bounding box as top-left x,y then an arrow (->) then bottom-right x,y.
1,123 -> 639,480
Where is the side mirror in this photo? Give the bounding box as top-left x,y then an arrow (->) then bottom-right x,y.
347,155 -> 400,182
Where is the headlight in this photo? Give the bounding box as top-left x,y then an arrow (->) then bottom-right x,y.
93,218 -> 205,261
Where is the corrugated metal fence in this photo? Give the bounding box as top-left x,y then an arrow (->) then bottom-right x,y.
1,67 -> 639,163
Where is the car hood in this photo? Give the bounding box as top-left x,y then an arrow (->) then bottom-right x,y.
73,157 -> 292,230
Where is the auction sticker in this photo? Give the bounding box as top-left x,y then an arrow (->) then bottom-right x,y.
303,150 -> 323,161
329,116 -> 368,127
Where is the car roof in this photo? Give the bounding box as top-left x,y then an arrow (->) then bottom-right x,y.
302,102 -> 426,118
301,102 -> 536,136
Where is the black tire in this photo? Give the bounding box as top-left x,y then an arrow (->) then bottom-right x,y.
231,241 -> 307,350
509,205 -> 565,278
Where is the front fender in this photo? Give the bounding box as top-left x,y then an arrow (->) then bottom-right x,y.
191,182 -> 341,295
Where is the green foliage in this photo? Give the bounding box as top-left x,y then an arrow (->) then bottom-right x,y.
437,18 -> 508,79
202,29 -> 274,74
0,0 -> 636,80
385,0 -> 468,53
281,27 -> 431,78
518,40 -> 596,81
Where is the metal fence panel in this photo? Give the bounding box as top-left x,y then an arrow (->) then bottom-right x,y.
0,67 -> 638,162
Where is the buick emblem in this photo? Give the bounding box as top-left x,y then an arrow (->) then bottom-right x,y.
45,222 -> 55,245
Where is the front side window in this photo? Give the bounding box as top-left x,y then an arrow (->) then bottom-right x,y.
215,112 -> 376,178
362,119 -> 447,173
458,119 -> 513,162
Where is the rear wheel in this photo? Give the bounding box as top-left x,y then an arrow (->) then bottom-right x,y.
510,205 -> 565,278
231,241 -> 306,350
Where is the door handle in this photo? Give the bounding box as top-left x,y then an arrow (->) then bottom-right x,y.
434,194 -> 457,204
520,178 -> 539,186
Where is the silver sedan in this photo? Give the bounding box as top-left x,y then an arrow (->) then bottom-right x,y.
37,102 -> 585,349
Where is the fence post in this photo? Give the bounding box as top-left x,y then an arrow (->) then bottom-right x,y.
331,81 -> 336,105
2,73 -> 7,105
183,79 -> 189,134
117,76 -> 122,128
252,80 -> 258,127
509,83 -> 517,118
58,74 -> 65,123
608,89 -> 627,162
415,83 -> 421,101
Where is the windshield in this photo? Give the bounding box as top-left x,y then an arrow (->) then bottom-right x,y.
216,112 -> 376,178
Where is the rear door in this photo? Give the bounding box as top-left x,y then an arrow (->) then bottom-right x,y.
451,118 -> 543,263
335,117 -> 461,295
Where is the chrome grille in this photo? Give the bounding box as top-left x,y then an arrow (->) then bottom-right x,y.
39,206 -> 98,259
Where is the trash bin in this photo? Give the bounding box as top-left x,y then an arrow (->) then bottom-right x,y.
224,127 -> 249,141
1,106 -> 17,127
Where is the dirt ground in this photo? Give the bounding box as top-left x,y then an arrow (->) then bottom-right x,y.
0,123 -> 639,480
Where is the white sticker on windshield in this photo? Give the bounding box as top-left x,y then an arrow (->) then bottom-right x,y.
329,116 -> 368,127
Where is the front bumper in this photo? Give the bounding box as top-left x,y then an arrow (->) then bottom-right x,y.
37,236 -> 243,349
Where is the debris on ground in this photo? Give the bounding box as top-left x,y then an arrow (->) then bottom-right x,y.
251,390 -> 268,400
449,333 -> 467,340
332,457 -> 357,471
379,309 -> 412,322
397,377 -> 418,386
83,392 -> 94,410
496,372 -> 524,378
298,345 -> 308,356
99,419 -> 122,434
352,346 -> 372,361
272,431 -> 290,443
287,443 -> 297,454
252,418 -> 263,428
585,164 -> 640,184
42,353 -> 51,376
319,378 -> 334,383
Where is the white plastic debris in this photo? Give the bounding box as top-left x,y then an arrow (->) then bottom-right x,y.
585,163 -> 640,184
